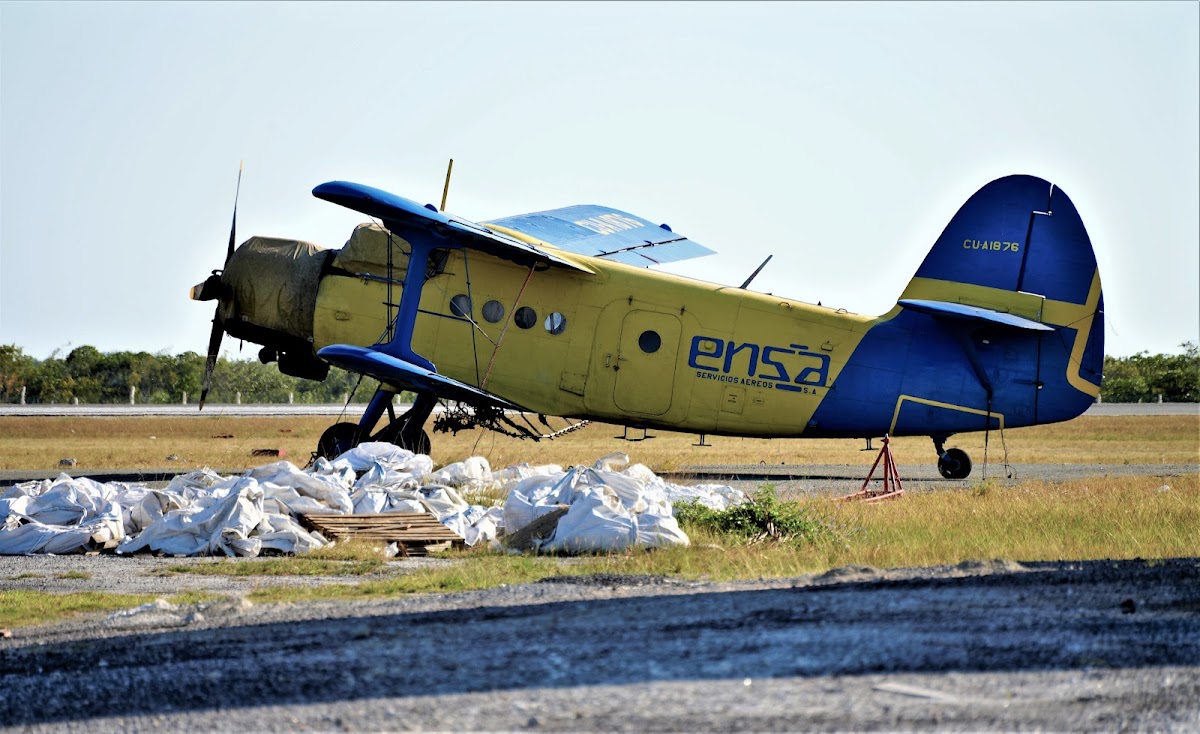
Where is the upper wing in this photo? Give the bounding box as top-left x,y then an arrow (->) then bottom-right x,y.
485,205 -> 715,266
312,181 -> 590,272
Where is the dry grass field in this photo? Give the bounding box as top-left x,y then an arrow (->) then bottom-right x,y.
0,413 -> 1196,473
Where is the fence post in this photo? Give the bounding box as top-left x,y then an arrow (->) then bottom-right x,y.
130,386 -> 136,404
236,391 -> 242,405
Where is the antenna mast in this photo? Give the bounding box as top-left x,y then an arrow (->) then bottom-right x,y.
440,158 -> 454,211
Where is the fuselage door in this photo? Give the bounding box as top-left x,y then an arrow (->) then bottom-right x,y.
614,310 -> 682,416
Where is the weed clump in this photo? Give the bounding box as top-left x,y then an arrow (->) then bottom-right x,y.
674,486 -> 831,546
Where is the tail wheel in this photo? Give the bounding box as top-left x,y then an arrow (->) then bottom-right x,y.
938,448 -> 972,479
316,422 -> 362,460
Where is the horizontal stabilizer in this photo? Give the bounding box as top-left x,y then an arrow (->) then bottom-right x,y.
486,205 -> 715,266
898,299 -> 1055,331
317,344 -> 525,411
312,181 -> 588,272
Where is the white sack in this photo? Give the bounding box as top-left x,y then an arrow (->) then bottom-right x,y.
335,442 -> 433,475
117,478 -> 266,557
427,456 -> 495,493
492,462 -> 564,487
419,485 -> 469,520
0,475 -> 126,554
634,512 -> 690,549
541,489 -> 636,553
0,516 -> 125,555
441,505 -> 503,546
246,461 -> 353,514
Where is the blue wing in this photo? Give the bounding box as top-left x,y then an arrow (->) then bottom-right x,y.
318,344 -> 524,411
312,181 -> 589,272
486,205 -> 715,266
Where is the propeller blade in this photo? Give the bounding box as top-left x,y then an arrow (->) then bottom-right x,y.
199,311 -> 223,410
203,162 -> 242,410
226,160 -> 243,266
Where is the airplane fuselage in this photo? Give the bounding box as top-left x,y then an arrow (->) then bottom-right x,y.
308,237 -> 1098,439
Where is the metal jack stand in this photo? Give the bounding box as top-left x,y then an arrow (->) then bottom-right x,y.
842,435 -> 906,502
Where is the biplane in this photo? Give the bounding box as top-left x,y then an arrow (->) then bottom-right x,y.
192,171 -> 1104,479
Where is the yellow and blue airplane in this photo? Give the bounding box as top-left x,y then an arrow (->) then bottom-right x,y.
192,173 -> 1104,479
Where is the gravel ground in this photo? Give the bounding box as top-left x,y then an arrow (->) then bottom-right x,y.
4,461 -> 1194,494
2,458 -> 1196,730
2,557 -> 1198,732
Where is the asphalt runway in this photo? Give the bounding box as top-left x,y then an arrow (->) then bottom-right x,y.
1,402 -> 1195,417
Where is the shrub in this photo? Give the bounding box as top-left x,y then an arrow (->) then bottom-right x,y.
674,485 -> 831,546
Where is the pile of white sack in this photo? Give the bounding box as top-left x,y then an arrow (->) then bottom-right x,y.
0,444 -> 747,557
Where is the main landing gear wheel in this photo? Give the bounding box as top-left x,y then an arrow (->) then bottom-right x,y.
938,447 -> 972,480
316,422 -> 362,460
398,429 -> 431,457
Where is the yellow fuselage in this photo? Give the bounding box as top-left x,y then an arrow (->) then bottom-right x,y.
312,242 -> 885,437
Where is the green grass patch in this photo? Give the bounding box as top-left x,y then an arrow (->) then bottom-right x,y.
162,540 -> 396,577
0,590 -> 223,629
55,570 -> 92,580
245,554 -> 565,604
165,557 -> 385,577
247,474 -> 1200,602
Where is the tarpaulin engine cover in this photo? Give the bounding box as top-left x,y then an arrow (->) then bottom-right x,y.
332,223 -> 412,280
220,236 -> 329,338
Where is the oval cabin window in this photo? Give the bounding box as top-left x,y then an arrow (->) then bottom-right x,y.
514,306 -> 537,329
639,330 -> 661,353
544,312 -> 567,335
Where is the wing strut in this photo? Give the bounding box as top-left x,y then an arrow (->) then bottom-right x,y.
380,236 -> 437,370
481,264 -> 536,390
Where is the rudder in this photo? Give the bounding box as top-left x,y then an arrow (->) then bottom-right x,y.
900,174 -> 1104,406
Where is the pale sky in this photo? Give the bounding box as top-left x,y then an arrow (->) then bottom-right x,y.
2,1 -> 1197,360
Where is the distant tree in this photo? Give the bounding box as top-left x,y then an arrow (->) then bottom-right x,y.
0,345 -> 35,403
1100,342 -> 1199,403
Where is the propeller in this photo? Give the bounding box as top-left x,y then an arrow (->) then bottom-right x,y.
199,162 -> 243,410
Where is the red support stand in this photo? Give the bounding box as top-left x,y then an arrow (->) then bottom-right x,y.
842,435 -> 906,502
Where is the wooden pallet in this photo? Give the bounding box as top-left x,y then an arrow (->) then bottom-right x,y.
301,512 -> 465,556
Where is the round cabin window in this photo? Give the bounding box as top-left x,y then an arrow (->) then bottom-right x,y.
481,300 -> 505,323
638,330 -> 661,353
544,312 -> 567,335
514,306 -> 537,329
449,294 -> 472,318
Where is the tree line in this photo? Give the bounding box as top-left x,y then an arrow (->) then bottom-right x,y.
1,342 -> 1196,404
1100,342 -> 1198,403
0,345 -> 382,405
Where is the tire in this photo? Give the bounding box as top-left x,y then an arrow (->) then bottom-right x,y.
316,422 -> 362,460
399,429 -> 431,457
938,447 -> 972,479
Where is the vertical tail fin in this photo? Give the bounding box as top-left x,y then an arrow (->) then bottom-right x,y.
900,174 -> 1104,405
